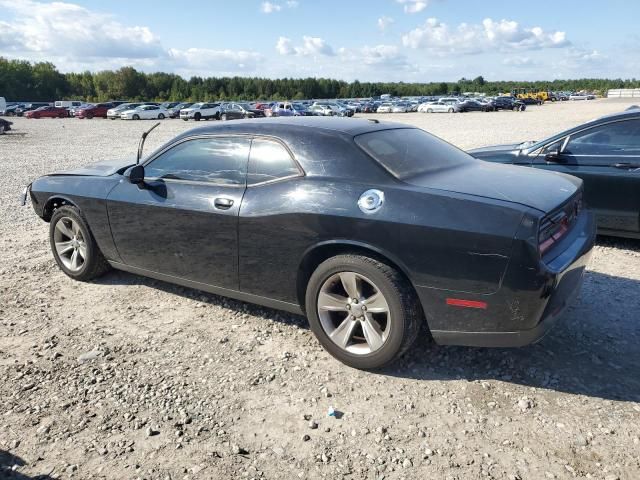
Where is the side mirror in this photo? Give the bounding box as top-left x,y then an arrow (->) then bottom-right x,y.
127,164 -> 145,185
544,149 -> 563,162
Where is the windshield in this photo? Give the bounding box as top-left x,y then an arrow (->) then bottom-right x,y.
354,128 -> 474,180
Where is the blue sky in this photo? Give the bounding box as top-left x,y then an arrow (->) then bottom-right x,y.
1,0 -> 638,81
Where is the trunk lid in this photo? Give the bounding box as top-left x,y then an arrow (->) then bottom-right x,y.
407,161 -> 581,213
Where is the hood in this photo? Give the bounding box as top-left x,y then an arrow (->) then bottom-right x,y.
51,157 -> 136,177
407,161 -> 580,213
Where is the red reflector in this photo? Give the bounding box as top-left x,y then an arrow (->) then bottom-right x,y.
446,298 -> 488,309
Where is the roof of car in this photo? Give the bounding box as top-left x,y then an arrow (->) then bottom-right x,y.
173,117 -> 411,140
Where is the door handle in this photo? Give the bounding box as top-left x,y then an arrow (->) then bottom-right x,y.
214,197 -> 234,209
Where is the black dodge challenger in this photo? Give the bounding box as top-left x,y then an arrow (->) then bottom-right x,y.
25,117 -> 595,369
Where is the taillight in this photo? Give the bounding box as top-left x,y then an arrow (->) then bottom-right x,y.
539,193 -> 582,256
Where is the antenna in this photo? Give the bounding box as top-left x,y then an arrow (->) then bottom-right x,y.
136,122 -> 161,164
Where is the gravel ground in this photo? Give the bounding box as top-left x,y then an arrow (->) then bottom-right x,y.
1,98 -> 639,480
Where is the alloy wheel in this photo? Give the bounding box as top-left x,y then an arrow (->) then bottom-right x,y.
317,271 -> 390,355
53,216 -> 87,272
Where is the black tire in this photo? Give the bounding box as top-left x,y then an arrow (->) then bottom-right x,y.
49,205 -> 110,281
194,113 -> 201,121
426,108 -> 433,113
158,113 -> 165,119
133,114 -> 140,120
305,254 -> 422,369
86,114 -> 93,119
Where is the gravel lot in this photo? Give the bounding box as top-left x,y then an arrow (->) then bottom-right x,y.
1,99 -> 639,480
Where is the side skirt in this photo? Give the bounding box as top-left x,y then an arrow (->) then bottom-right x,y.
108,261 -> 304,315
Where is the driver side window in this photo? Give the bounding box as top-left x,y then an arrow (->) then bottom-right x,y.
564,119 -> 640,156
145,137 -> 250,185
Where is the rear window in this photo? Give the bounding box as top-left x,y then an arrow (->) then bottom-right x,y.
354,128 -> 473,180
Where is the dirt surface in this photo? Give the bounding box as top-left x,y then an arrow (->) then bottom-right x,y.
1,99 -> 639,479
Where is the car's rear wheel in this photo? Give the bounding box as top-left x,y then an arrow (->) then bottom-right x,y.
49,206 -> 110,281
305,254 -> 422,369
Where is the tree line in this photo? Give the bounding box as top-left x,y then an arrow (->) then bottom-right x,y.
2,57 -> 639,102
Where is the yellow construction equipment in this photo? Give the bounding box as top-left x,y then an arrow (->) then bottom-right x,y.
511,88 -> 553,103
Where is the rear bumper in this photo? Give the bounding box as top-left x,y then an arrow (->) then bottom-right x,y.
426,211 -> 596,347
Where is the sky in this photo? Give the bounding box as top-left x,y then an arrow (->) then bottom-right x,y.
1,0 -> 639,82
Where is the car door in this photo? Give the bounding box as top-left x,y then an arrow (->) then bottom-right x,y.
106,135 -> 251,289
532,118 -> 640,235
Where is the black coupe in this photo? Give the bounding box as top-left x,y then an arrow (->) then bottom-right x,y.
25,118 -> 595,369
470,108 -> 640,239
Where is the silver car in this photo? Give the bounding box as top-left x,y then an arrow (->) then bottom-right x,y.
419,101 -> 459,113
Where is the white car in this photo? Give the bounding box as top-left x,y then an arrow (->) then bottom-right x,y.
418,101 -> 459,113
391,102 -> 409,113
376,102 -> 393,113
569,93 -> 595,101
180,102 -> 221,121
107,103 -> 144,119
120,105 -> 169,120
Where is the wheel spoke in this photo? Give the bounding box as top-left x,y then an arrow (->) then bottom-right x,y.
77,243 -> 87,260
55,240 -> 74,256
55,220 -> 73,239
364,292 -> 388,313
362,314 -> 385,351
70,249 -> 80,270
339,272 -> 360,299
71,220 -> 80,236
318,292 -> 349,311
329,315 -> 357,348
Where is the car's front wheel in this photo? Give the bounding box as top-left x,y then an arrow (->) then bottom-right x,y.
49,206 -> 110,281
158,113 -> 165,119
133,114 -> 140,120
305,254 -> 422,369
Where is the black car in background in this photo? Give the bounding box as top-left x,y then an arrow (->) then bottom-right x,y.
458,100 -> 493,112
220,103 -> 265,120
469,109 -> 640,239
25,118 -> 594,369
491,96 -> 526,111
167,102 -> 193,118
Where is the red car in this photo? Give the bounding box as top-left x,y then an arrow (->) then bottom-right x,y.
25,106 -> 68,119
75,103 -> 113,119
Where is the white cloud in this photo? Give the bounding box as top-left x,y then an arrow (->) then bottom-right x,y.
360,45 -> 407,66
502,56 -> 536,67
167,48 -> 262,73
396,0 -> 428,14
261,1 -> 282,13
402,17 -> 570,53
275,37 -> 293,55
0,0 -> 163,59
275,36 -> 335,56
261,0 -> 298,13
0,0 -> 264,76
377,16 -> 394,31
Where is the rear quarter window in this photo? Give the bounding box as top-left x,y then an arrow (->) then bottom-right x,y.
247,139 -> 301,185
